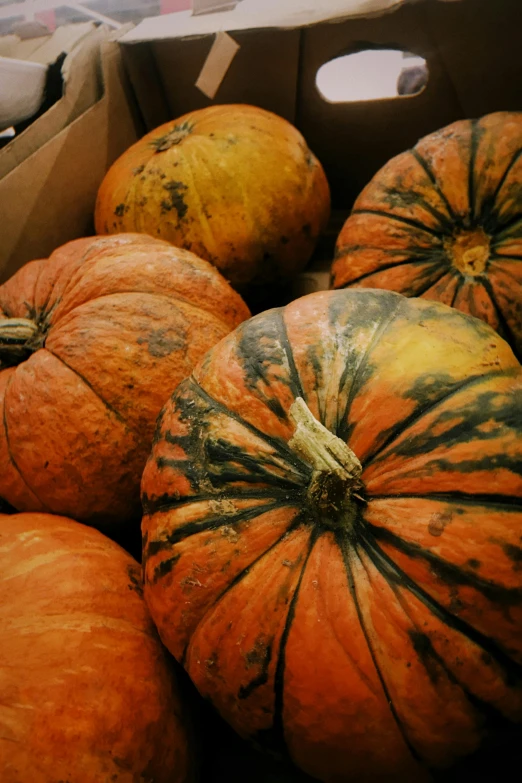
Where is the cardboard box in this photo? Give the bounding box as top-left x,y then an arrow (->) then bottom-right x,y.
0,23 -> 103,178
0,25 -> 141,282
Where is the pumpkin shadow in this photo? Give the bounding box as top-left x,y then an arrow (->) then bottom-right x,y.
170,659 -> 316,783
98,512 -> 144,563
432,732 -> 522,783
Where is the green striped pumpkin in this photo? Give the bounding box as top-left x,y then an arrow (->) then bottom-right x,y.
331,112 -> 522,362
141,289 -> 522,782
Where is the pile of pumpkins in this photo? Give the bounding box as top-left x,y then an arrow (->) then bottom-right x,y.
1,104 -> 521,783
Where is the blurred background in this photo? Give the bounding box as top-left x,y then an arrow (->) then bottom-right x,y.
0,0 -> 191,34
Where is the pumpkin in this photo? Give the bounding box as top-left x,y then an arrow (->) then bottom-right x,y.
0,511 -> 192,783
0,233 -> 249,528
94,104 -> 331,289
141,289 -> 522,782
331,111 -> 522,361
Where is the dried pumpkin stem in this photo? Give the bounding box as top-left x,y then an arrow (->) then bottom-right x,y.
289,397 -> 363,530
0,318 -> 41,367
151,121 -> 194,152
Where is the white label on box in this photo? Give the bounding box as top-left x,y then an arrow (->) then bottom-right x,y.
195,30 -> 240,99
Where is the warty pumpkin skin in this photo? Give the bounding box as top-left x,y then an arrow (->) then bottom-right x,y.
94,104 -> 331,288
0,233 -> 249,527
331,111 -> 522,361
0,511 -> 192,783
141,288 -> 522,783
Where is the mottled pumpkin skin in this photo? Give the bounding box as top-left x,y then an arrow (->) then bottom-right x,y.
331,112 -> 522,361
0,233 -> 249,527
0,511 -> 192,783
141,289 -> 522,782
95,104 -> 331,288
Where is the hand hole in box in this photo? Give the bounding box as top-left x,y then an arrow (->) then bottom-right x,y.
316,49 -> 428,103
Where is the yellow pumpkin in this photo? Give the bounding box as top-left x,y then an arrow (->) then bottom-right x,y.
95,104 -> 330,288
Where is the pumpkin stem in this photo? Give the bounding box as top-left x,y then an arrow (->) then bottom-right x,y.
289,397 -> 364,530
150,121 -> 194,152
0,318 -> 41,367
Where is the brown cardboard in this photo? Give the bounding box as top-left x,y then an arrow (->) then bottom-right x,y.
298,0 -> 522,206
126,27 -> 301,125
120,0 -> 522,209
0,34 -> 141,282
118,1 -> 403,126
0,34 -> 45,58
119,40 -> 172,131
18,22 -> 95,64
0,23 -> 105,179
121,0 -> 403,41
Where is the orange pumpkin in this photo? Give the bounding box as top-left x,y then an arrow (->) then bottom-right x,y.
141,289 -> 522,782
331,111 -> 522,361
0,511 -> 192,783
0,233 -> 249,528
94,104 -> 331,288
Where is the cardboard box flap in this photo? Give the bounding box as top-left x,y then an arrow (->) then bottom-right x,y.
23,22 -> 97,65
0,35 -> 19,57
0,23 -> 96,63
120,0 -> 405,43
0,35 -> 50,60
0,34 -> 140,283
0,24 -> 108,179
